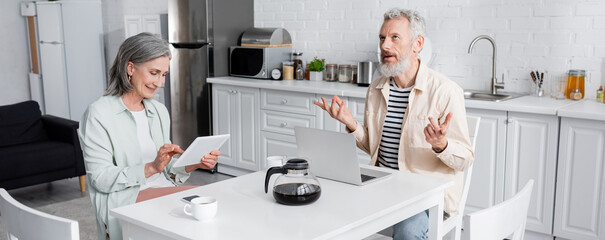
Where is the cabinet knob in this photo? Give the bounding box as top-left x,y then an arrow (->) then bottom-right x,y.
281,99 -> 288,104
280,122 -> 288,127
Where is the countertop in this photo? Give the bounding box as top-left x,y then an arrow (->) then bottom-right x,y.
558,99 -> 605,121
208,76 -> 605,121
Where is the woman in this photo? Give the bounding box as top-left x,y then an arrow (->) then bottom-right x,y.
78,32 -> 220,240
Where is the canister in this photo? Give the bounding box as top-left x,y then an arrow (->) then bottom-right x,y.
357,61 -> 378,86
325,64 -> 338,81
338,65 -> 352,83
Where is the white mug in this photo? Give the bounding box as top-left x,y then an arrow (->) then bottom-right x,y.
266,156 -> 285,169
183,197 -> 217,221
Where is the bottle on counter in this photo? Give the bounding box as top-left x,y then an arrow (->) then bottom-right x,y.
597,85 -> 604,102
305,64 -> 310,80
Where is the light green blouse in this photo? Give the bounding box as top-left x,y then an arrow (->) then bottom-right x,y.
78,95 -> 190,240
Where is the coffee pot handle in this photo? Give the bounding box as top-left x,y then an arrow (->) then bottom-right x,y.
264,166 -> 287,193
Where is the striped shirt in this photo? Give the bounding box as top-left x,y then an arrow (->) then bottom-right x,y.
378,79 -> 413,170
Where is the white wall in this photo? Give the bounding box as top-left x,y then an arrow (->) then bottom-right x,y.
101,0 -> 168,71
0,0 -> 32,105
254,0 -> 605,97
0,0 -> 168,106
4,1 -> 605,104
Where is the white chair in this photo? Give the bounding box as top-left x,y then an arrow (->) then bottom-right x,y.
0,188 -> 79,240
366,116 -> 481,240
440,116 -> 480,240
462,179 -> 534,240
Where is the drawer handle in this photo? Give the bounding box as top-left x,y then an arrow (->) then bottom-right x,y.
281,99 -> 288,104
280,122 -> 288,127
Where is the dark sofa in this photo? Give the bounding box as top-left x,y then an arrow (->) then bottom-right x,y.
0,101 -> 86,192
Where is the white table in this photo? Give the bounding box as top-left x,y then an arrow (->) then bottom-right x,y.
111,165 -> 452,240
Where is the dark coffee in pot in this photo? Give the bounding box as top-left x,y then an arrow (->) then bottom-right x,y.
273,183 -> 321,205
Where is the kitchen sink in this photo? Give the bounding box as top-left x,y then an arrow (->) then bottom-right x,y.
464,91 -> 520,102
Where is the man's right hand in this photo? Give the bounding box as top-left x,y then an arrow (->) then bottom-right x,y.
314,95 -> 357,132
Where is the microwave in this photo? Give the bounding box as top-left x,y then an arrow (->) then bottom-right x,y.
229,46 -> 292,79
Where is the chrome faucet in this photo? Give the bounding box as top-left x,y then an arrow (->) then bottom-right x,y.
468,35 -> 504,95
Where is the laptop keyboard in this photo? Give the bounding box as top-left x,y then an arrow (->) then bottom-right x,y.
361,174 -> 376,182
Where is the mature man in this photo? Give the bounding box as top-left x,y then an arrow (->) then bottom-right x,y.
315,8 -> 474,239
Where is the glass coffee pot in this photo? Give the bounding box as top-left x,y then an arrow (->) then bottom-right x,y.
264,158 -> 321,205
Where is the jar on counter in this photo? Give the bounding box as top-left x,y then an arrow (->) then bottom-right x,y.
566,69 -> 585,99
570,89 -> 582,100
597,85 -> 603,102
351,65 -> 358,84
325,64 -> 338,81
292,51 -> 304,80
282,61 -> 294,80
338,64 -> 352,83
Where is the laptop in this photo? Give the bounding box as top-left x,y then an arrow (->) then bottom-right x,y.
294,127 -> 392,186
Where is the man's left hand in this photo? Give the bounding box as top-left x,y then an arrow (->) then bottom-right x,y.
424,112 -> 452,153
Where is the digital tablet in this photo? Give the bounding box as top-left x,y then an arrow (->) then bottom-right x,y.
172,134 -> 230,168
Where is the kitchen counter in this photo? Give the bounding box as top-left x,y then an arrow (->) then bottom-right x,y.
208,76 -> 600,119
557,99 -> 605,121
208,76 -> 368,98
465,95 -> 577,115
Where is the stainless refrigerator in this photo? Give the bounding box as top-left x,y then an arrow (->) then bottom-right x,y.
168,0 -> 253,147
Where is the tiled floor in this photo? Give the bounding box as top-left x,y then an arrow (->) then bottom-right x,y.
6,169 -> 234,208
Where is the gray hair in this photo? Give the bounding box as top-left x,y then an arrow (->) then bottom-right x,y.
105,32 -> 171,96
383,8 -> 425,40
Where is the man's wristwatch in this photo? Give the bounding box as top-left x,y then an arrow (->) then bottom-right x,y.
432,147 -> 444,153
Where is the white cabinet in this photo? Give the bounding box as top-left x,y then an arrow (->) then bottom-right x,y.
212,84 -> 260,175
505,112 -> 558,234
124,15 -> 161,38
315,94 -> 343,132
554,117 -> 605,240
259,89 -> 317,162
347,97 -> 371,165
466,109 -> 558,235
259,131 -> 297,169
312,95 -> 371,164
465,109 -> 507,213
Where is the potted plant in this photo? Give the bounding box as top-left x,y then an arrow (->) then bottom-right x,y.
308,57 -> 325,81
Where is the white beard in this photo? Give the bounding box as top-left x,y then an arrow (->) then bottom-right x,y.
379,55 -> 411,77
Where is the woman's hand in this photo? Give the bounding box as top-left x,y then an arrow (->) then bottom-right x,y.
145,144 -> 184,178
185,150 -> 221,173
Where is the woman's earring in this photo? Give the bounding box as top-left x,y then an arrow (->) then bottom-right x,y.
128,75 -> 132,81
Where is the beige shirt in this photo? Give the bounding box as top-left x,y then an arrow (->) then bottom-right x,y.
350,61 -> 474,215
